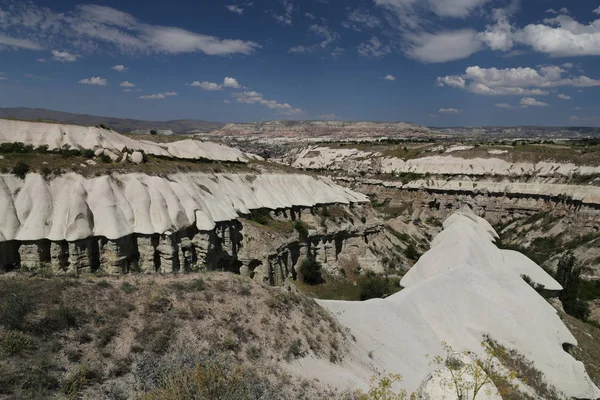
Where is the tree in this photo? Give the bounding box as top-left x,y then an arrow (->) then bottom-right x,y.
300,256 -> 323,285
556,252 -> 590,320
150,129 -> 158,135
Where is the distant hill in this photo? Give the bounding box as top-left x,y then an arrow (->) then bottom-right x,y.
211,120 -> 436,140
0,107 -> 225,134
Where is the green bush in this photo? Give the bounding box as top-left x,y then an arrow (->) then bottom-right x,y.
300,256 -> 323,285
99,154 -> 112,163
35,144 -> 49,153
556,252 -> 590,321
359,276 -> 388,300
82,149 -> 95,158
293,221 -> 310,241
11,161 -> 30,179
248,209 -> 271,225
404,244 -> 419,260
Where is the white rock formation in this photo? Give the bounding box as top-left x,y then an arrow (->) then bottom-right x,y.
286,146 -> 600,177
290,209 -> 599,399
0,119 -> 251,163
0,172 -> 367,242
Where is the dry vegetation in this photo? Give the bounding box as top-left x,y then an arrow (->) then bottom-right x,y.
0,273 -> 349,400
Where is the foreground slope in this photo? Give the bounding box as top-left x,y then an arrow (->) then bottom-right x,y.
291,209 -> 600,399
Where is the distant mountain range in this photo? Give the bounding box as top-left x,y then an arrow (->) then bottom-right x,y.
0,107 -> 225,134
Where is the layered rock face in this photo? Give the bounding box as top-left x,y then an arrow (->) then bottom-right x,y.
0,172 -> 376,281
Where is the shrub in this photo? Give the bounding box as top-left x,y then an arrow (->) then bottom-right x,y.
150,129 -> 158,135
35,144 -> 49,153
40,166 -> 52,179
404,244 -> 419,260
300,256 -> 323,285
293,221 -> 310,241
359,276 -> 389,301
99,154 -> 112,163
361,216 -> 367,224
286,339 -> 305,361
11,161 -> 30,179
248,209 -> 271,225
62,363 -> 102,399
0,291 -> 33,330
139,355 -> 278,400
556,252 -> 590,320
0,330 -> 32,355
82,149 -> 95,158
36,305 -> 84,335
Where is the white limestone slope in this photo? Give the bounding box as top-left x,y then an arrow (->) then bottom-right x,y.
292,209 -> 599,399
0,172 -> 367,242
0,119 -> 250,162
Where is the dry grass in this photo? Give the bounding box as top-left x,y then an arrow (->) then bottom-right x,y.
0,273 -> 348,399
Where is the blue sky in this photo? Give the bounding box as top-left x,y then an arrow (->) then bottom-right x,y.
1,0 -> 600,126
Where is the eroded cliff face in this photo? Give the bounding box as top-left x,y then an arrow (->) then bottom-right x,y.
1,202 -> 391,287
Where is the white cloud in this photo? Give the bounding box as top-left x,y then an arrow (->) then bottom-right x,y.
330,47 -> 344,58
439,108 -> 463,114
546,9 -> 558,14
520,97 -> 549,107
516,14 -> 600,57
557,93 -> 571,100
226,5 -> 244,15
357,36 -> 391,58
595,7 -> 600,15
232,91 -> 304,115
570,115 -> 598,122
288,24 -> 340,55
272,0 -> 294,26
0,34 -> 42,50
384,75 -> 396,81
140,92 -> 177,99
52,49 -> 79,62
342,9 -> 381,31
479,9 -> 514,51
122,89 -> 131,92
36,58 -> 46,62
119,81 -> 135,87
319,113 -> 337,120
437,65 -> 600,96
562,63 -> 574,68
190,81 -> 222,90
0,4 -> 260,57
495,103 -> 518,109
406,29 -> 483,63
376,0 -> 489,18
223,77 -> 241,88
112,64 -> 127,71
305,12 -> 315,19
428,114 -> 438,117
78,76 -> 107,86
559,8 -> 569,14
224,99 -> 232,104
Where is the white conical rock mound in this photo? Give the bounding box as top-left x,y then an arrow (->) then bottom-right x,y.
289,208 -> 599,399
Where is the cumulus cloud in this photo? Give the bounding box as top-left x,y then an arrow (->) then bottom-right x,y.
36,58 -> 46,62
520,97 -> 549,107
595,6 -> 600,15
189,77 -> 242,90
305,12 -> 315,19
0,3 -> 260,57
232,91 -> 304,115
406,29 -> 483,63
78,76 -> 107,86
437,65 -> 600,96
52,49 -> 78,62
557,93 -> 571,100
224,99 -> 232,103
342,9 -> 381,31
139,92 -> 177,99
223,77 -> 241,88
112,64 -> 127,71
357,36 -> 391,58
225,5 -> 244,14
479,9 -> 514,51
384,75 -> 396,81
190,81 -> 222,90
439,108 -> 463,114
119,81 -> 135,87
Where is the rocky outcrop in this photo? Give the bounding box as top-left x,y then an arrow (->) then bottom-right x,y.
0,118 -> 252,162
